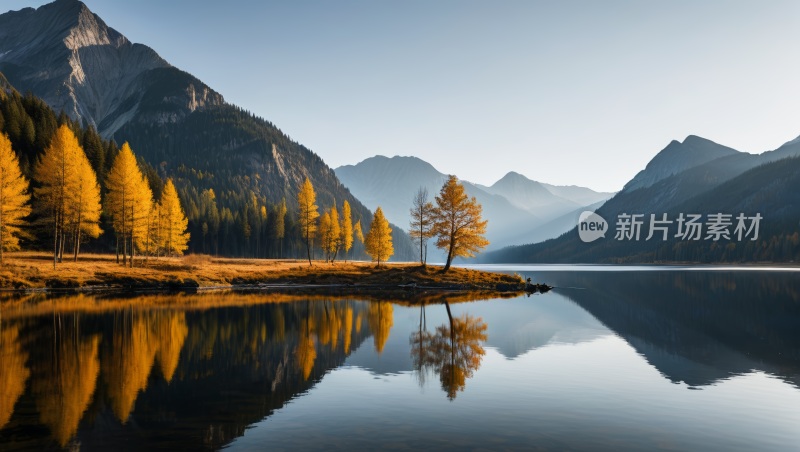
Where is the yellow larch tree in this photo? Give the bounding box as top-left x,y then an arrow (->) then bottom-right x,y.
106,143 -> 153,267
340,201 -> 353,262
432,175 -> 489,272
327,204 -> 341,261
0,133 -> 31,263
159,179 -> 190,257
297,177 -> 319,265
33,125 -> 82,268
365,207 -> 393,266
317,212 -> 331,262
275,197 -> 287,258
65,148 -> 102,261
353,219 -> 364,260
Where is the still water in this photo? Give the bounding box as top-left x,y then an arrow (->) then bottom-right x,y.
0,268 -> 799,451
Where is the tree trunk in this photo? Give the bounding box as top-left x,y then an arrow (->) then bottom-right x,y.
59,228 -> 65,263
53,211 -> 59,270
74,228 -> 81,262
306,231 -> 312,265
443,241 -> 455,272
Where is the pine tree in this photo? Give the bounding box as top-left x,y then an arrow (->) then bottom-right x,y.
365,207 -> 393,266
0,133 -> 31,262
160,179 -> 190,257
297,177 -> 319,265
341,200 -> 353,262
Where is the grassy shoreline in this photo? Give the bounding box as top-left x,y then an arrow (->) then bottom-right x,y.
0,252 -> 525,292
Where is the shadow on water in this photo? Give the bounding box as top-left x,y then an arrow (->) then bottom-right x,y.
512,270 -> 800,388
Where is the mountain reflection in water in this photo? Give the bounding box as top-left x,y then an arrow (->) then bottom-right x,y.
0,269 -> 798,451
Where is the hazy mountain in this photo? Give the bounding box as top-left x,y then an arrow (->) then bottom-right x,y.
476,172 -> 580,222
496,199 -> 608,249
0,0 -> 417,260
335,156 -> 540,252
539,183 -> 615,206
621,135 -> 740,193
481,135 -> 800,264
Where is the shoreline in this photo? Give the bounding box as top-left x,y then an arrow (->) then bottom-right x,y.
0,252 -> 526,293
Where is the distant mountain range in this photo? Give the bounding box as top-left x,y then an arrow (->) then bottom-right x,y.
335,156 -> 614,252
0,0 -> 417,260
480,134 -> 800,263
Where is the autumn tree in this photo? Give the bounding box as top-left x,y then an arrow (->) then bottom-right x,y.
327,204 -> 341,261
297,177 -> 319,265
432,175 -> 489,271
66,147 -> 102,261
33,125 -> 82,268
273,197 -> 287,258
340,201 -> 353,262
160,179 -> 190,257
409,186 -> 435,265
106,143 -> 153,267
365,207 -> 393,266
353,219 -> 364,260
317,212 -> 331,262
0,133 -> 31,263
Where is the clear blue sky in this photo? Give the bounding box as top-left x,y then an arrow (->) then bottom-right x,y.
7,0 -> 800,192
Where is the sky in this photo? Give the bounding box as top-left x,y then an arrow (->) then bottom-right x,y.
7,0 -> 800,192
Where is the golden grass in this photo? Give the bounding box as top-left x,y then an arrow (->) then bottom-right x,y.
0,252 -> 523,290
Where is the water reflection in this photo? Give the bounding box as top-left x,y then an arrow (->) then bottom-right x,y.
0,269 -> 798,451
410,302 -> 488,400
0,295 -> 392,450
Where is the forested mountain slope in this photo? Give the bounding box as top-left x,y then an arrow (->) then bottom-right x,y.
0,0 -> 416,260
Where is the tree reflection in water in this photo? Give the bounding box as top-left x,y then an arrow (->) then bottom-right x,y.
411,302 -> 488,400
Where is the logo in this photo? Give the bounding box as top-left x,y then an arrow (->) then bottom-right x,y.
579,211 -> 608,242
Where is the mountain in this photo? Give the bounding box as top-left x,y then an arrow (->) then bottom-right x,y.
480,135 -> 800,264
476,172 -> 580,222
0,0 -> 417,261
334,156 -> 540,253
539,183 -> 615,206
621,135 -> 740,193
498,199 -> 608,248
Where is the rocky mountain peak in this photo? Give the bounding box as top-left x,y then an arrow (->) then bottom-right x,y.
0,0 -> 225,138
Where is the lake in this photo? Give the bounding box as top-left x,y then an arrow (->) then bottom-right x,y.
1,267 -> 799,451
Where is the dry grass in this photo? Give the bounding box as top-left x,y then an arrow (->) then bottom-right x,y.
0,252 -> 523,290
